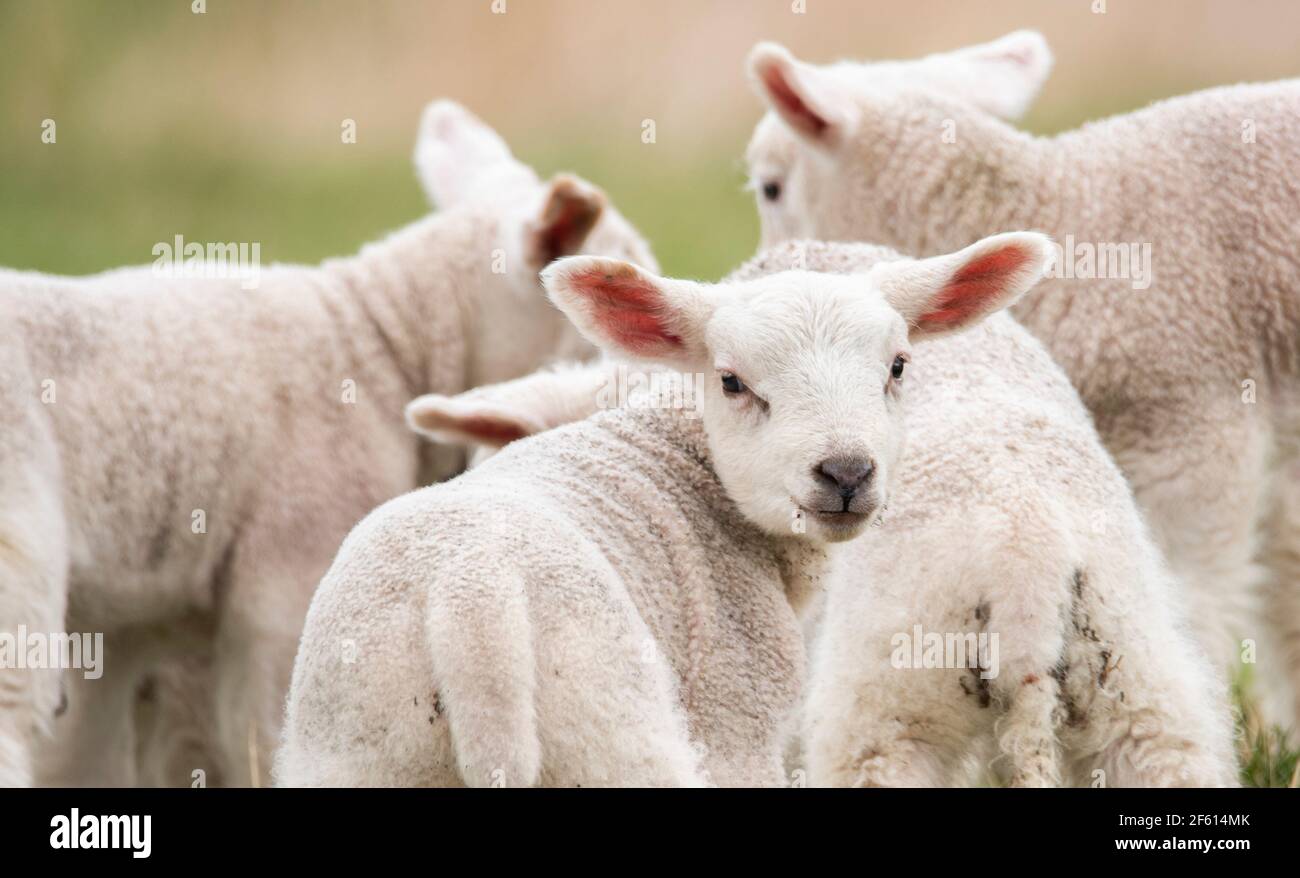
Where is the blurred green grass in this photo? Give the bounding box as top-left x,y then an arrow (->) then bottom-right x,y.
1234,667 -> 1299,788
3,0 -> 1280,283
0,0 -> 758,279
0,135 -> 758,281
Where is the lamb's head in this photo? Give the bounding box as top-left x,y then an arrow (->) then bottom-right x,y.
744,31 -> 1052,248
540,231 -> 1053,544
413,100 -> 658,385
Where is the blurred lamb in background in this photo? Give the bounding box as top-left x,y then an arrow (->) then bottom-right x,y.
1,100 -> 657,788
745,30 -> 1300,733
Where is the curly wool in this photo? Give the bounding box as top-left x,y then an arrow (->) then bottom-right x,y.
276,405 -> 823,787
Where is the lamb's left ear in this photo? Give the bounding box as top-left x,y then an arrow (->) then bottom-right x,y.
527,174 -> 606,268
931,30 -> 1054,120
405,362 -> 613,462
406,393 -> 546,450
873,232 -> 1053,339
542,257 -> 710,365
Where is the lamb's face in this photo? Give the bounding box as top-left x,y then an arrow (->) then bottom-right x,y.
744,32 -> 1054,248
540,232 -> 1054,545
699,274 -> 910,542
412,99 -> 658,387
747,109 -> 857,248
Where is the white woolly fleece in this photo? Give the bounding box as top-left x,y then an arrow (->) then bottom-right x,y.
276,405 -> 824,787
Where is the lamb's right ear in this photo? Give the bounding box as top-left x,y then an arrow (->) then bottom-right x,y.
873,232 -> 1054,339
542,257 -> 709,365
747,42 -> 854,146
406,393 -> 546,450
939,30 -> 1054,120
413,100 -> 532,208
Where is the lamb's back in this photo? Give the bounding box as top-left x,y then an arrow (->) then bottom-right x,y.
1050,80 -> 1300,379
0,256 -> 421,612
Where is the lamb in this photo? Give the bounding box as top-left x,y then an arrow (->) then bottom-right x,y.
416,239 -> 1239,787
276,231 -> 1064,787
132,654 -> 223,788
2,99 -> 656,788
744,32 -> 1300,728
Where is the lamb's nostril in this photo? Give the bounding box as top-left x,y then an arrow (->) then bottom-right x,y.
814,456 -> 875,498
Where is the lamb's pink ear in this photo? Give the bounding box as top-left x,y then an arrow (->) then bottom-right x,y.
406,393 -> 545,450
747,42 -> 852,145
938,30 -> 1053,120
542,257 -> 708,364
527,174 -> 606,268
874,232 -> 1054,339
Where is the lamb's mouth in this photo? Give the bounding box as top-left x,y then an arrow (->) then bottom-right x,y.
797,504 -> 875,537
811,509 -> 868,525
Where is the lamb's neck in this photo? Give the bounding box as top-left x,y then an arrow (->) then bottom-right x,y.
631,408 -> 826,613
318,212 -> 480,403
880,106 -> 1072,258
612,406 -> 831,612
772,537 -> 831,616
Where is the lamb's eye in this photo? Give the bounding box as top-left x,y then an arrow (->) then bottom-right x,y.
761,181 -> 781,202
720,372 -> 746,395
891,355 -> 907,380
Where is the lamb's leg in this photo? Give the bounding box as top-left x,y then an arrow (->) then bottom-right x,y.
35,630 -> 143,787
0,483 -> 67,788
211,568 -> 311,788
996,672 -> 1063,787
0,383 -> 68,786
1061,648 -> 1239,789
1262,438 -> 1300,734
483,598 -> 704,788
134,650 -> 224,788
1068,567 -> 1239,788
1090,708 -> 1238,788
1114,406 -> 1291,723
211,636 -> 284,787
804,669 -> 980,788
810,716 -> 968,788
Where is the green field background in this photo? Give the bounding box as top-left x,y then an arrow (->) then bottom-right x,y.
3,0 -> 1298,281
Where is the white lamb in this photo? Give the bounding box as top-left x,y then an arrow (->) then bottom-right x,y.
276,231 -> 1078,786
335,237 -> 1235,786
744,32 -> 1300,728
2,99 -> 656,788
758,243 -> 1234,787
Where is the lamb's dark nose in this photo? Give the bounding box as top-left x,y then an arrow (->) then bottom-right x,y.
813,456 -> 875,500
